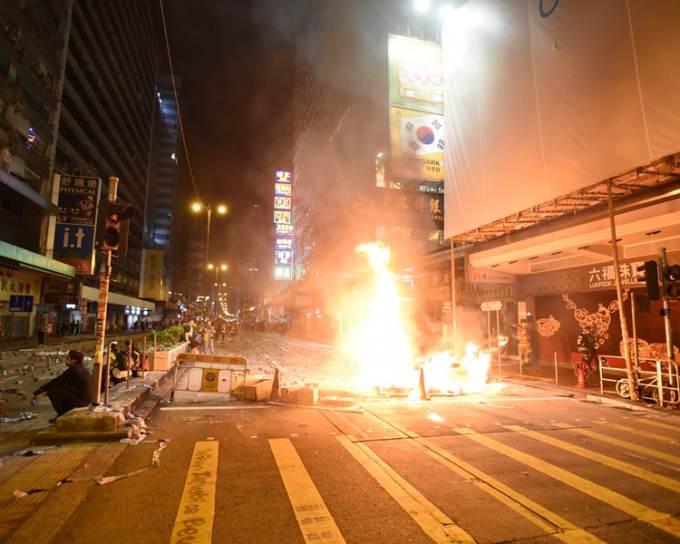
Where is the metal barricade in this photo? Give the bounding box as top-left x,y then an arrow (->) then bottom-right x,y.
599,354 -> 679,407
171,353 -> 249,398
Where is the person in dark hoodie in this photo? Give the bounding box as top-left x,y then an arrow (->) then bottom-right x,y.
31,349 -> 92,423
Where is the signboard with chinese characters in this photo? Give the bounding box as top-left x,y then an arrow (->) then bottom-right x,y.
42,278 -> 80,305
51,175 -> 101,275
0,267 -> 40,303
522,258 -> 653,297
353,188 -> 444,226
273,169 -> 293,280
139,249 -> 164,299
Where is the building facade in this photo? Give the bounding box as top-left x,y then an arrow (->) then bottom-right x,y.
0,1 -> 160,339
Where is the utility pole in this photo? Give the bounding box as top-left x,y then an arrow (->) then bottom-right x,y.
659,247 -> 675,362
92,176 -> 118,403
607,181 -> 638,400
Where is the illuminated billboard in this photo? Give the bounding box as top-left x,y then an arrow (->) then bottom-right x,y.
274,169 -> 293,280
388,34 -> 444,182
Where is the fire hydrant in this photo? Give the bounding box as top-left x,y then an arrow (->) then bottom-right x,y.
574,361 -> 588,388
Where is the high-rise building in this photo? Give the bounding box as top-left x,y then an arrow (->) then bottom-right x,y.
0,1 -> 159,339
144,73 -> 181,315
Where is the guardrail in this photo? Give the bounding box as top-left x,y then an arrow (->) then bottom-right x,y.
170,353 -> 249,399
598,354 -> 679,407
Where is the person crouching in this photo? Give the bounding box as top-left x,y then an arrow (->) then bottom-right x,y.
31,349 -> 92,424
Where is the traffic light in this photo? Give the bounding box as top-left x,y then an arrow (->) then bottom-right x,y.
636,260 -> 659,301
95,198 -> 134,255
663,264 -> 680,300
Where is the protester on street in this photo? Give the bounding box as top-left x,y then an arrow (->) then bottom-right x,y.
203,319 -> 216,355
515,320 -> 532,366
105,341 -> 130,388
184,318 -> 200,353
124,338 -> 148,377
577,325 -> 598,371
31,349 -> 92,423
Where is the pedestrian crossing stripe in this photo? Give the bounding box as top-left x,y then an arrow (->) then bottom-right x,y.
269,438 -> 346,543
336,434 -> 476,544
455,427 -> 680,539
170,441 -> 219,544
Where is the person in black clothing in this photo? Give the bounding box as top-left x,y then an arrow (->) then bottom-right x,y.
31,349 -> 92,423
577,325 -> 598,371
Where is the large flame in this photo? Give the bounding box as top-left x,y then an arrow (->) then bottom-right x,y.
343,241 -> 490,395
349,242 -> 415,389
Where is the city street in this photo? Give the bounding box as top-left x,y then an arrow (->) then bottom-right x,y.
1,332 -> 679,543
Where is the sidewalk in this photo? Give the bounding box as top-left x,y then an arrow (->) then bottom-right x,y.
0,333 -> 176,457
491,356 -> 679,414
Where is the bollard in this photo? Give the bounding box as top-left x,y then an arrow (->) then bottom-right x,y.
418,366 -> 430,400
270,367 -> 281,400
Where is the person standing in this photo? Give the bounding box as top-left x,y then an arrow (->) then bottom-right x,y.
577,325 -> 598,371
203,319 -> 216,355
184,318 -> 200,353
31,349 -> 92,423
515,320 -> 532,366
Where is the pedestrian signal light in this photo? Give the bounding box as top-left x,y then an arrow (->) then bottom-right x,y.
636,260 -> 659,301
663,264 -> 680,300
95,198 -> 134,255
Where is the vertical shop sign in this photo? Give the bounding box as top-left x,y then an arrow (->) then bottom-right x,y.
274,170 -> 293,280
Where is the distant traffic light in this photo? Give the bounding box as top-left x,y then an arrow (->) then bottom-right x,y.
95,198 -> 134,255
636,260 -> 660,301
663,264 -> 680,300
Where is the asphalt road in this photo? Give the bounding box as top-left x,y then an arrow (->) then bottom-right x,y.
3,383 -> 678,544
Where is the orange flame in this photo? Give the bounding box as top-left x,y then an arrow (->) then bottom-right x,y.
344,241 -> 490,395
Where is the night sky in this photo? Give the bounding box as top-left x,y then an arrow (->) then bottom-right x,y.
155,0 -> 311,271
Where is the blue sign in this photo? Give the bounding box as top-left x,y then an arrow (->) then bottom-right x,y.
9,295 -> 34,313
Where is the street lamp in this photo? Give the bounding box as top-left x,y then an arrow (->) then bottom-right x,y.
207,263 -> 228,316
192,202 -> 227,304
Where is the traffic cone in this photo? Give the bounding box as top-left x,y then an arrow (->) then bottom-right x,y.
576,363 -> 587,389
270,367 -> 281,400
418,366 -> 430,400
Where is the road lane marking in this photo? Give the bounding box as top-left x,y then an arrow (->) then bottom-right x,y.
455,427 -> 680,539
161,405 -> 272,411
556,423 -> 680,465
505,425 -> 680,494
641,419 -> 680,433
593,420 -> 679,444
405,435 -> 604,544
170,441 -> 219,544
269,438 -> 346,543
336,434 -> 475,543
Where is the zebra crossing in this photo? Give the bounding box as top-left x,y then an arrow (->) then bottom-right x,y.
166,408 -> 680,543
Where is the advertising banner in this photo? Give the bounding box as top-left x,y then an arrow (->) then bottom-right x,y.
388,34 -> 444,182
442,0 -> 680,238
139,249 -> 164,300
51,175 -> 101,274
388,34 -> 443,114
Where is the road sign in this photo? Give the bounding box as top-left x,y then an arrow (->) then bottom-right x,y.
9,295 -> 34,313
480,300 -> 502,312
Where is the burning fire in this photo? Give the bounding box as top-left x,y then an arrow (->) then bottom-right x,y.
349,242 -> 415,389
344,242 -> 490,396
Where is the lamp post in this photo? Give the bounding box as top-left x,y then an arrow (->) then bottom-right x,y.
207,263 -> 228,317
192,202 -> 226,310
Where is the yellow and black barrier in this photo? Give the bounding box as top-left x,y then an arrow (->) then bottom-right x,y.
171,353 -> 249,398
